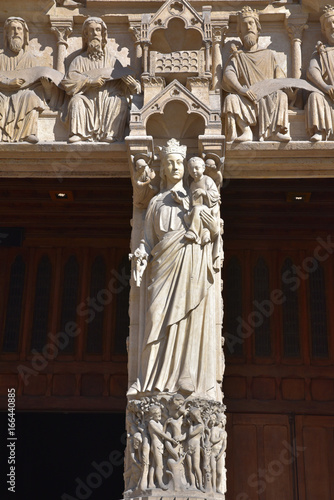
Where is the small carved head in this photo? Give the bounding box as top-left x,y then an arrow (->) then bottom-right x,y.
205,158 -> 217,170
133,432 -> 142,449
171,394 -> 185,410
187,156 -> 205,182
149,404 -> 162,422
188,406 -> 202,422
135,158 -> 148,173
82,17 -> 108,51
4,17 -> 29,53
217,412 -> 226,426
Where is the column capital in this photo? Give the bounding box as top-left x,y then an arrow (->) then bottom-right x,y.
50,18 -> 73,47
212,23 -> 228,44
129,24 -> 141,45
285,14 -> 309,43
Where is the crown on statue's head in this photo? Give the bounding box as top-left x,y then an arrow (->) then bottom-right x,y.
160,139 -> 187,159
321,5 -> 334,30
238,6 -> 259,22
323,4 -> 334,17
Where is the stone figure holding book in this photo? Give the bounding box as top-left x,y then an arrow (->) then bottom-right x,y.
61,17 -> 140,143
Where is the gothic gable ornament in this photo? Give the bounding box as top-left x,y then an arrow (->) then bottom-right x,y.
144,0 -> 209,40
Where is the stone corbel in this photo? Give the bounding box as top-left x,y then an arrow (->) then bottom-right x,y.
285,14 -> 309,79
198,134 -> 225,188
212,24 -> 228,92
50,17 -> 73,73
129,24 -> 142,78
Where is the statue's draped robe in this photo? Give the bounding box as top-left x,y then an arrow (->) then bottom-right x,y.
306,47 -> 334,136
61,50 -> 129,141
0,50 -> 45,142
222,48 -> 289,139
135,187 -> 222,402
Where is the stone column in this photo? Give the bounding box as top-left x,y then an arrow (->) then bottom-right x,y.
129,24 -> 143,78
212,24 -> 228,91
50,18 -> 73,74
285,15 -> 308,78
124,137 -> 226,500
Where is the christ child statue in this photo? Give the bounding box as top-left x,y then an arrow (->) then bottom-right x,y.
185,157 -> 220,246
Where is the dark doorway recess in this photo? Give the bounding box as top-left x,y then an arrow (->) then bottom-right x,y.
0,412 -> 125,500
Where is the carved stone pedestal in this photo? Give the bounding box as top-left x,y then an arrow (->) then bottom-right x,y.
124,395 -> 226,500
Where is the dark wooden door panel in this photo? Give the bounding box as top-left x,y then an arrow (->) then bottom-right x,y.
226,414 -> 294,500
296,416 -> 334,500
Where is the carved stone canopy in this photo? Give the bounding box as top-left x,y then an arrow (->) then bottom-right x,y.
141,0 -> 211,44
130,79 -> 221,140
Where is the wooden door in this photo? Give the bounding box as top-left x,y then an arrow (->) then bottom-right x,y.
296,416 -> 334,500
226,413 -> 295,500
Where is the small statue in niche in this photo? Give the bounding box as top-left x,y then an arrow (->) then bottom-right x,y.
209,412 -> 227,494
61,17 -> 140,143
130,153 -> 158,210
125,432 -> 143,491
186,406 -> 205,492
204,155 -> 223,188
0,17 -> 58,143
134,156 -> 156,187
222,6 -> 291,142
147,404 -> 178,490
185,156 -> 221,246
164,395 -> 187,490
164,394 -> 187,461
306,5 -> 334,141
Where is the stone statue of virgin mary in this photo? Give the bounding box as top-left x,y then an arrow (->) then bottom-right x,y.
129,139 -> 223,402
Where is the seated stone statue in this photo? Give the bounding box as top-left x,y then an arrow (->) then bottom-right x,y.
222,6 -> 291,143
61,17 -> 140,143
0,17 -> 56,143
306,5 -> 334,141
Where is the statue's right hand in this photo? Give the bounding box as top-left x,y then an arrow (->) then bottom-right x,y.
326,85 -> 334,101
89,76 -> 106,88
8,78 -> 25,89
239,86 -> 257,102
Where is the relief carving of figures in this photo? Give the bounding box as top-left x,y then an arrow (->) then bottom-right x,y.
306,5 -> 334,141
129,139 -> 223,402
61,17 -> 140,143
124,396 -> 226,497
0,17 -> 62,143
222,7 -> 291,143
